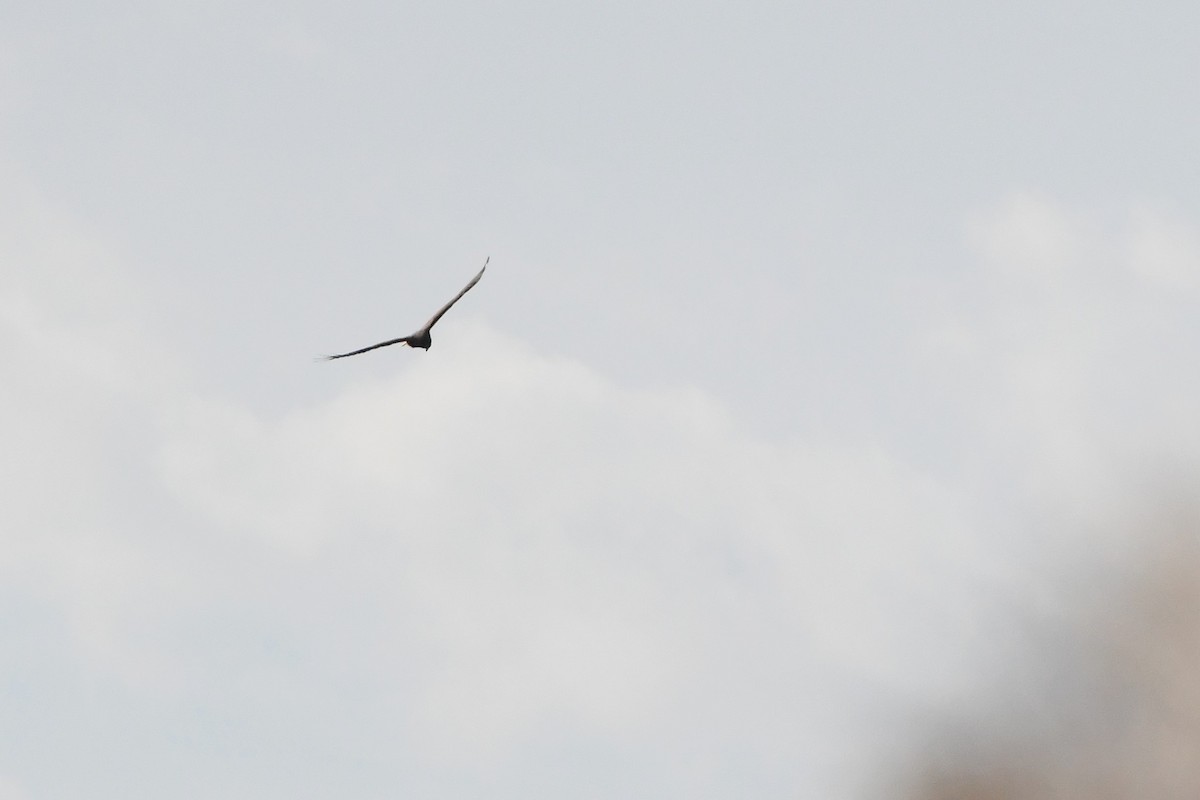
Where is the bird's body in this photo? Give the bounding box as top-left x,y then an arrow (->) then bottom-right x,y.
323,257 -> 488,360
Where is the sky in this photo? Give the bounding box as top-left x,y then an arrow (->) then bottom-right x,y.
2,1 -> 1200,798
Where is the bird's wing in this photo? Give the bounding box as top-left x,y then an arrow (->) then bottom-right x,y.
323,336 -> 412,360
419,257 -> 488,332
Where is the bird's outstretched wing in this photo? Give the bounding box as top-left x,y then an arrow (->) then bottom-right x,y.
322,336 -> 412,360
321,257 -> 489,361
419,256 -> 488,332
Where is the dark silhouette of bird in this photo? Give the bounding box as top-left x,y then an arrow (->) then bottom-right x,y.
323,257 -> 488,360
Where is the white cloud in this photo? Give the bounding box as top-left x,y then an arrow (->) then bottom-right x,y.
6,181 -> 1200,798
0,186 -> 1006,797
155,324 -> 983,765
966,192 -> 1091,283
0,775 -> 29,800
943,195 -> 1200,514
1126,203 -> 1200,292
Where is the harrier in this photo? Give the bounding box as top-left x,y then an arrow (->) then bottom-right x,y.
323,257 -> 488,360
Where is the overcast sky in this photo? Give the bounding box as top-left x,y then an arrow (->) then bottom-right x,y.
3,2 -> 1200,798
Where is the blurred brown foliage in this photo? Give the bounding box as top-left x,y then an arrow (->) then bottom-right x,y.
902,505 -> 1200,800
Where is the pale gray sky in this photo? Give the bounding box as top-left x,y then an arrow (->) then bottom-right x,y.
3,2 -> 1200,798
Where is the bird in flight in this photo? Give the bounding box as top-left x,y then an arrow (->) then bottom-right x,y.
323,257 -> 489,360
